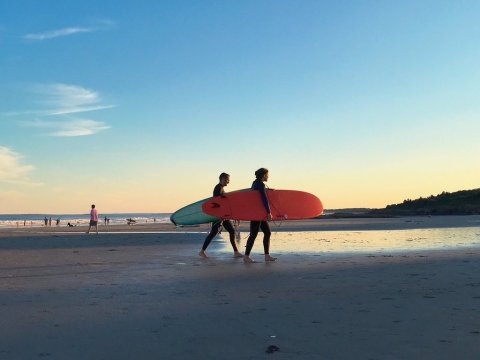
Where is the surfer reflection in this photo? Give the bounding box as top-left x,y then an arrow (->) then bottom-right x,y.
199,173 -> 243,259
244,168 -> 277,263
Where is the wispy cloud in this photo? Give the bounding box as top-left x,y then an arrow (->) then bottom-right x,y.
23,19 -> 115,41
0,146 -> 40,186
24,27 -> 94,41
25,83 -> 113,136
47,105 -> 115,116
24,118 -> 111,137
4,83 -> 114,137
32,83 -> 114,116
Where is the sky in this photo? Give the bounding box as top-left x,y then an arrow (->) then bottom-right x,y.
1,0 -> 479,214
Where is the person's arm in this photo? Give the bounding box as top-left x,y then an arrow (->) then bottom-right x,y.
257,182 -> 271,219
252,180 -> 272,219
259,187 -> 271,214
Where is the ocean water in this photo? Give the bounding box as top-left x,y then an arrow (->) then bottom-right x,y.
0,213 -> 172,228
218,226 -> 480,255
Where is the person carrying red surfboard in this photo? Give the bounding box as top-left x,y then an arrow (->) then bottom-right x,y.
199,173 -> 243,259
243,168 -> 277,263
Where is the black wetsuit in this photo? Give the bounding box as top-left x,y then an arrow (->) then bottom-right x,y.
245,179 -> 272,256
201,184 -> 238,252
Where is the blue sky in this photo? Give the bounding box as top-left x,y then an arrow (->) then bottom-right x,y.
1,1 -> 479,213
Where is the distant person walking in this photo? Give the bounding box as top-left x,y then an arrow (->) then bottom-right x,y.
87,204 -> 99,234
44,217 -> 48,226
244,168 -> 277,263
199,173 -> 242,258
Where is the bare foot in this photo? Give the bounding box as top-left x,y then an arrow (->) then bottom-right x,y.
265,254 -> 277,262
198,250 -> 208,258
233,252 -> 244,258
243,255 -> 255,263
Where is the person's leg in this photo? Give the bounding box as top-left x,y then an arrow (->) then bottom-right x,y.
95,222 -> 98,234
223,220 -> 242,256
199,221 -> 222,257
260,221 -> 271,253
244,221 -> 260,262
260,221 -> 276,261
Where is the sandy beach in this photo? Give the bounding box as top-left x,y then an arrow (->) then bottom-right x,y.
1,217 -> 480,359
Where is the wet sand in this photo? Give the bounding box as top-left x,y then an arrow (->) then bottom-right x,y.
1,218 -> 480,359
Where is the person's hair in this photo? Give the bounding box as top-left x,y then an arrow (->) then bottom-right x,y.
91,204 -> 95,208
219,172 -> 230,181
255,168 -> 269,179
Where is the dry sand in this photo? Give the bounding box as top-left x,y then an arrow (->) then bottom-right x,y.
1,218 -> 480,359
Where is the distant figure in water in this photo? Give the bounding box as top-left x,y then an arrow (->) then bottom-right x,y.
199,172 -> 242,259
67,222 -> 74,227
86,204 -> 99,234
243,168 -> 276,263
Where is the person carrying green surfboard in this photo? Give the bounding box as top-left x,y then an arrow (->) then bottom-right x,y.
199,173 -> 243,258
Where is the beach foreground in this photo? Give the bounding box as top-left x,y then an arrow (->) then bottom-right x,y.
1,221 -> 480,359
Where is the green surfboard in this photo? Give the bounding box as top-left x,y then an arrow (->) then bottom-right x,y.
170,196 -> 219,226
170,189 -> 249,226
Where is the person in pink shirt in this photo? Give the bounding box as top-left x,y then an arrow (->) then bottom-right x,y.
87,204 -> 99,234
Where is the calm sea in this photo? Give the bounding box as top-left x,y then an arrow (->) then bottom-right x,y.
0,213 -> 172,228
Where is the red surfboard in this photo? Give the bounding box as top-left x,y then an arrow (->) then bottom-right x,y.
202,189 -> 323,221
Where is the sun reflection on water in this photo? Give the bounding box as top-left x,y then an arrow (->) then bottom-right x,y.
217,227 -> 480,255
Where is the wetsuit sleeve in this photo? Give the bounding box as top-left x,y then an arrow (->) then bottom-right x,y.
253,180 -> 271,213
260,187 -> 271,213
